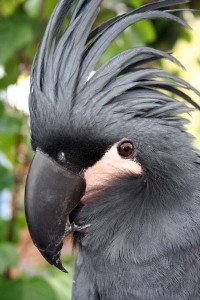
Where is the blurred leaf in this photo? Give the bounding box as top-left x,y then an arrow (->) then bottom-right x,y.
0,277 -> 23,300
0,275 -> 60,300
128,0 -> 143,8
16,212 -> 26,229
0,114 -> 23,135
0,57 -> 19,90
24,276 -> 59,300
0,100 -> 5,116
0,219 -> 8,242
10,221 -> 21,244
0,243 -> 19,274
94,8 -> 116,31
0,110 -> 26,163
47,274 -> 72,300
0,135 -> 16,164
132,20 -> 156,45
0,166 -> 15,191
45,263 -> 74,300
0,12 -> 34,64
0,0 -> 25,16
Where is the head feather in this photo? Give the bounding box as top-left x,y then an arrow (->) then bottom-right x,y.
30,0 -> 199,150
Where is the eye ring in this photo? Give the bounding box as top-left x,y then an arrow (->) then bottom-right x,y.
118,141 -> 134,158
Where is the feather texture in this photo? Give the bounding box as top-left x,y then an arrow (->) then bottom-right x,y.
30,0 -> 199,136
29,2 -> 200,299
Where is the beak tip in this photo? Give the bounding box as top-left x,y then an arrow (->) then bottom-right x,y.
55,259 -> 68,273
39,246 -> 68,273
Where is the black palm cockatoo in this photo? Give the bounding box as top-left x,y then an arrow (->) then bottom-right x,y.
25,0 -> 200,299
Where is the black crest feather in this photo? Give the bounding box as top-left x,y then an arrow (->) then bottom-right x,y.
30,0 -> 199,151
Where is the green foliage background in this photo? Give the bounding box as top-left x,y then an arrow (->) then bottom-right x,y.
0,0 -> 199,299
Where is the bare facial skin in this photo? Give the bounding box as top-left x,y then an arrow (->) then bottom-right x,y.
82,142 -> 143,203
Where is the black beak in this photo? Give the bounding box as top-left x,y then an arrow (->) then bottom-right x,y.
24,150 -> 86,273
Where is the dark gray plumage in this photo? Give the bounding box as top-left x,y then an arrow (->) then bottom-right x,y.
27,0 -> 200,299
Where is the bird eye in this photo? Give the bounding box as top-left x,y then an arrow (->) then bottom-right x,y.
58,151 -> 66,163
118,141 -> 134,158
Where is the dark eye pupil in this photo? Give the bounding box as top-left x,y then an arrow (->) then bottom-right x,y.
124,146 -> 130,152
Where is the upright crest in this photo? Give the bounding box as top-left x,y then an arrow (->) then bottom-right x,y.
30,0 -> 199,150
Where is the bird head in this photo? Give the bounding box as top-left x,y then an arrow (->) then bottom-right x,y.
25,0 -> 200,272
